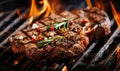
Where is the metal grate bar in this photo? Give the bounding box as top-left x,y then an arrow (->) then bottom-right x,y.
0,64 -> 16,71
57,63 -> 65,71
71,41 -> 97,71
0,17 -> 30,47
0,10 -> 28,37
20,60 -> 33,71
0,12 -> 5,18
87,28 -> 120,68
0,10 -> 31,47
0,9 -> 17,28
71,19 -> 115,71
42,63 -> 53,71
115,57 -> 120,70
0,46 -> 11,57
98,47 -> 118,71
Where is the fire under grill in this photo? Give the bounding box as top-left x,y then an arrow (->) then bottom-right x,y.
0,0 -> 120,71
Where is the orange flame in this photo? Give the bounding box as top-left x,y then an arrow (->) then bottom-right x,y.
94,0 -> 105,10
116,46 -> 120,61
29,0 -> 39,17
62,66 -> 68,71
14,55 -> 24,65
94,0 -> 101,8
86,0 -> 92,7
17,9 -> 21,15
14,60 -> 19,65
28,0 -> 55,24
39,0 -> 54,18
110,1 -> 120,28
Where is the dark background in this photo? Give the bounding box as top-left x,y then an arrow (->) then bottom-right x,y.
0,0 -> 28,11
0,0 -> 88,11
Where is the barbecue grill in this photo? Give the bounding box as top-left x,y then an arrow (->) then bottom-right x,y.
0,0 -> 120,71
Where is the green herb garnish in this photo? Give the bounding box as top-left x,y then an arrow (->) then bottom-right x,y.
54,20 -> 70,30
47,19 -> 70,30
37,36 -> 64,47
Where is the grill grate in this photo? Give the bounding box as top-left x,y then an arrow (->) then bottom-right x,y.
0,0 -> 120,71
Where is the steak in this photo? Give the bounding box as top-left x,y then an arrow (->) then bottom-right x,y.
9,7 -> 111,64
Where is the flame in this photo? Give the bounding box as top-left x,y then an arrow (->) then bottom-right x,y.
29,0 -> 39,17
94,0 -> 101,8
86,0 -> 92,7
39,0 -> 54,18
94,0 -> 105,10
14,60 -> 19,65
116,46 -> 120,61
62,66 -> 68,71
51,0 -> 57,13
14,55 -> 24,65
17,9 -> 21,15
28,16 -> 34,25
110,1 -> 120,28
28,0 -> 55,24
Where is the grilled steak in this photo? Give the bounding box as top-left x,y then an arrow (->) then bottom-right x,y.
9,7 -> 111,63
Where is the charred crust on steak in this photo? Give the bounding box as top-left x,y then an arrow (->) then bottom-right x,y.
9,7 -> 111,63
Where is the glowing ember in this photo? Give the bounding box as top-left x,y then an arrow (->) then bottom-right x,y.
86,0 -> 92,7
62,66 -> 68,71
110,1 -> 120,28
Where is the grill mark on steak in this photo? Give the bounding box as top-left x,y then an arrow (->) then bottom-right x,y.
47,11 -> 89,51
45,11 -> 88,55
9,7 -> 111,64
49,14 -> 66,21
39,17 -> 55,26
71,7 -> 110,41
83,7 -> 108,17
59,10 -> 78,20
